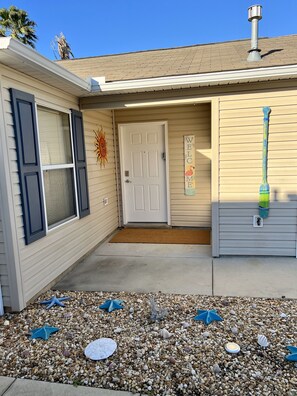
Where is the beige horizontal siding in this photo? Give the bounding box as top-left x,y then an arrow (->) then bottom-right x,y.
115,104 -> 211,227
0,71 -> 10,308
219,89 -> 297,256
0,192 -> 11,307
2,68 -> 118,304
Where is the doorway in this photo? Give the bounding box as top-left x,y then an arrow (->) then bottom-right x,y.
119,121 -> 170,224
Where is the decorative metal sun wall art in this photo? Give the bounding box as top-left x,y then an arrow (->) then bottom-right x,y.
94,126 -> 108,167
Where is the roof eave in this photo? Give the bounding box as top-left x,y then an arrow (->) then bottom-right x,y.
89,64 -> 297,96
0,37 -> 91,96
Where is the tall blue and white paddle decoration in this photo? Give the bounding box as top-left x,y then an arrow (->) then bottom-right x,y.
259,106 -> 271,218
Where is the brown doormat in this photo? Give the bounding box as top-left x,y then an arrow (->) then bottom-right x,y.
109,228 -> 211,245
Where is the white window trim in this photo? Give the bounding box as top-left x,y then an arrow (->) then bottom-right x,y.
35,104 -> 79,233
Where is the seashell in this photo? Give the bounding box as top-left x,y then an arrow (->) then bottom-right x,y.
213,363 -> 221,374
114,327 -> 122,333
3,320 -> 9,326
280,312 -> 287,318
84,338 -> 117,360
160,328 -> 171,339
231,326 -> 238,334
252,371 -> 263,379
202,331 -> 210,338
258,334 -> 269,348
181,321 -> 190,328
168,356 -> 176,364
62,349 -> 71,357
21,350 -> 30,358
225,342 -> 240,354
230,310 -> 236,315
65,331 -> 74,340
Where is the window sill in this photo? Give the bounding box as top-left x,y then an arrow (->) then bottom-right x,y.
47,215 -> 79,234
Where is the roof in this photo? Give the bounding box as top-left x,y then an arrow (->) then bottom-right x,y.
57,35 -> 297,83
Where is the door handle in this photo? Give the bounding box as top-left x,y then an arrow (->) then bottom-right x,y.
125,179 -> 132,183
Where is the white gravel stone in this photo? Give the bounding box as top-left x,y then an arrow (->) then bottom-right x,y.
0,290 -> 296,395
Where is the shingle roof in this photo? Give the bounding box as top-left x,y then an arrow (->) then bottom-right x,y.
57,35 -> 297,83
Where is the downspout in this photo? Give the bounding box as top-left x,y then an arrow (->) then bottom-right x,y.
112,110 -> 122,227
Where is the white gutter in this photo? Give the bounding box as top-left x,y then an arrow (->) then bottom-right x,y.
0,37 -> 90,93
90,63 -> 297,94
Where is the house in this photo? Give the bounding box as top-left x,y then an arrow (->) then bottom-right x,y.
1,30 -> 297,312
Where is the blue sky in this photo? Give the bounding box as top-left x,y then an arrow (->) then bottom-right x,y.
1,0 -> 297,60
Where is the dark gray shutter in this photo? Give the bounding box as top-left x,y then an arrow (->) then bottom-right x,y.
10,89 -> 46,244
71,109 -> 90,217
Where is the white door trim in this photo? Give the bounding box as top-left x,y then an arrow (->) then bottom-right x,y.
118,121 -> 170,225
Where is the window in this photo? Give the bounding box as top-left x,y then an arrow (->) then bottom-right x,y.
10,88 -> 90,244
37,107 -> 77,229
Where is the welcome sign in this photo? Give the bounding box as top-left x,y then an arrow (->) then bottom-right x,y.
184,135 -> 195,196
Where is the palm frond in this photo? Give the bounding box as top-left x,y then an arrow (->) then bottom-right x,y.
0,5 -> 37,48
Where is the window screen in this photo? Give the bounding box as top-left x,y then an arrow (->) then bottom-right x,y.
37,107 -> 77,229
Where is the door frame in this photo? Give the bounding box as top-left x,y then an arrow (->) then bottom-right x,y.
118,121 -> 171,225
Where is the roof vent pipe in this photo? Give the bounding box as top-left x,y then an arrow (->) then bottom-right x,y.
247,5 -> 262,62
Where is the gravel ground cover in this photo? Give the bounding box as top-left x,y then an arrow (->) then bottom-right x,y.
0,290 -> 297,395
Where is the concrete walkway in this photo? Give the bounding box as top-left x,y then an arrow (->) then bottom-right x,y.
0,376 -> 138,396
55,239 -> 297,299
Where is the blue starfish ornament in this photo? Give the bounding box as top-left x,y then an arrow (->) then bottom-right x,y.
285,346 -> 297,362
194,309 -> 223,325
30,325 -> 59,340
40,295 -> 70,309
99,299 -> 124,313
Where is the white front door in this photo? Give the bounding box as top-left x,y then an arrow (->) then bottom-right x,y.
120,122 -> 168,223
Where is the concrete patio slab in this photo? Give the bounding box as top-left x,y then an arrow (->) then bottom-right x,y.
213,256 -> 297,298
0,376 -> 15,394
95,242 -> 211,258
0,377 -> 137,396
55,255 -> 213,295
